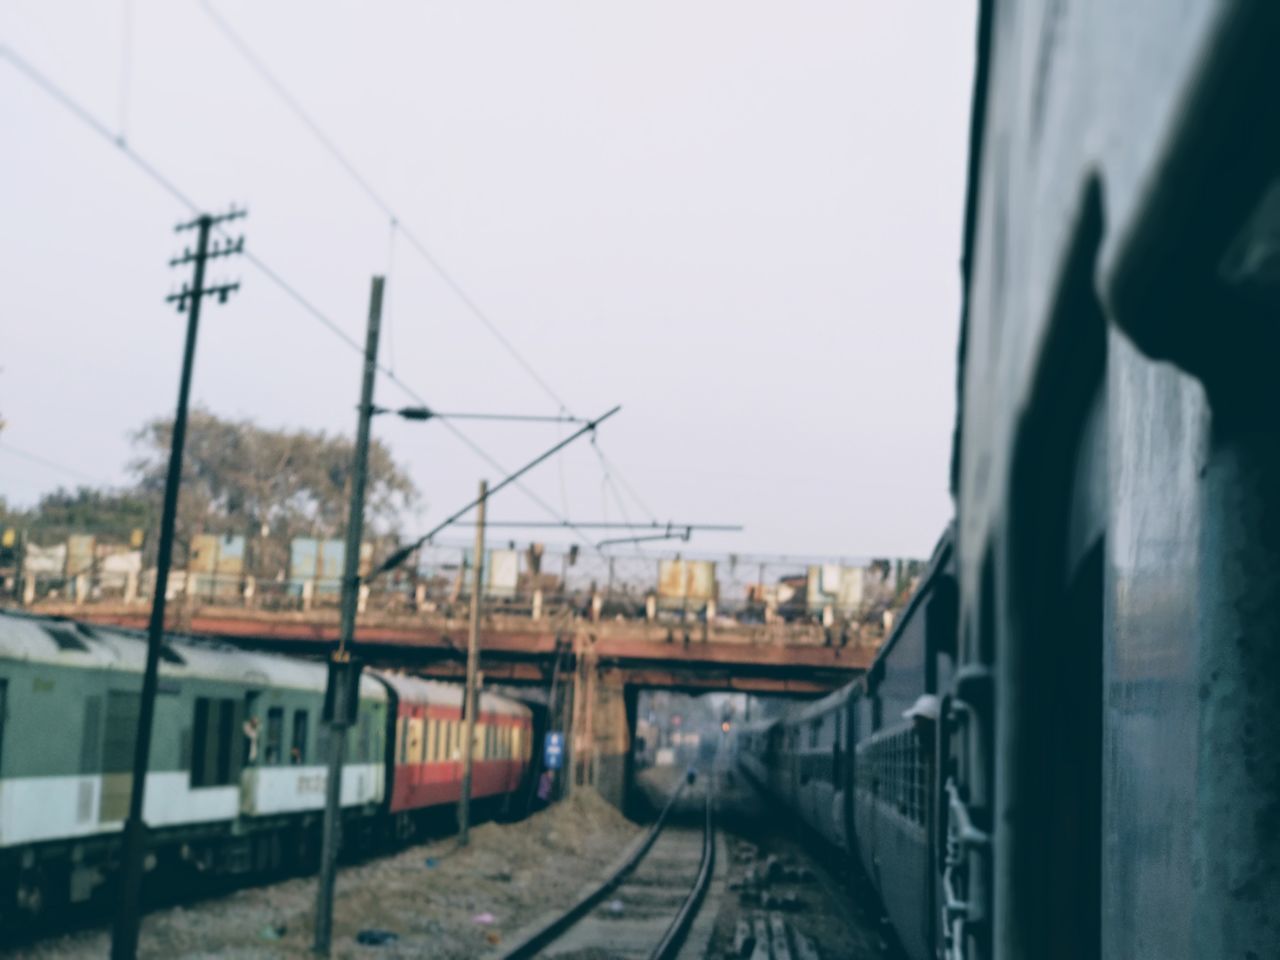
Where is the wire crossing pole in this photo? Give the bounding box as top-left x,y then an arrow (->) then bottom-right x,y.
313,276 -> 383,956
458,478 -> 487,846
113,208 -> 245,960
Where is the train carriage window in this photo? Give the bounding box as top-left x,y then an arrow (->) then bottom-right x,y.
291,710 -> 308,765
191,698 -> 211,784
410,718 -> 426,763
80,695 -> 102,774
398,718 -> 409,764
265,707 -> 284,765
358,711 -> 373,764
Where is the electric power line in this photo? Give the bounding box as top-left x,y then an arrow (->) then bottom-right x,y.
385,219 -> 398,375
0,440 -> 113,487
0,44 -> 603,554
117,0 -> 133,142
198,0 -> 571,412
594,445 -> 659,523
196,4 -> 662,519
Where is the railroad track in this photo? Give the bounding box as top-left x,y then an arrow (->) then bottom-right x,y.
501,772 -> 716,959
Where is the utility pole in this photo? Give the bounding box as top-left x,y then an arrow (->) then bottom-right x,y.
458,478 -> 487,846
313,276 -> 384,955
113,208 -> 245,960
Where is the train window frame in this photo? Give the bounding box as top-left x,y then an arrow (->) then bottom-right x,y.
410,717 -> 426,763
80,695 -> 103,774
358,710 -> 373,764
291,709 -> 309,765
265,707 -> 284,766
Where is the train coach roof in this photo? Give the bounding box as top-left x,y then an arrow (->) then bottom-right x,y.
0,610 -> 386,699
790,682 -> 859,723
866,523 -> 955,677
376,671 -> 530,718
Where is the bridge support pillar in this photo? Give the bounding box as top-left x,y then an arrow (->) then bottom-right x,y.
568,639 -> 632,811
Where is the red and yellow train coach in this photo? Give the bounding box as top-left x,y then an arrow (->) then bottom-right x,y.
377,673 -> 533,819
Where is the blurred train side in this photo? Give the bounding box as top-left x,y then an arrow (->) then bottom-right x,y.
0,610 -> 533,921
732,529 -> 955,960
953,4 -> 1280,959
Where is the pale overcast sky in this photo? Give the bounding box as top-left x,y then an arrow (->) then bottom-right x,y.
1,1 -> 975,558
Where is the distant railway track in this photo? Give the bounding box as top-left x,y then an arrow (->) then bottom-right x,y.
501,772 -> 715,960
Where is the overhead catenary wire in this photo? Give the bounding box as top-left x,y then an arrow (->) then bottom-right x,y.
198,0 -> 571,412
0,440 -> 114,487
594,445 -> 660,524
0,44 -> 605,555
197,3 -> 662,518
117,0 -> 133,142
592,441 -> 645,556
385,219 -> 398,375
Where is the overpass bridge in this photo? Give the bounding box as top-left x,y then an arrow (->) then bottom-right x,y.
36,603 -> 874,809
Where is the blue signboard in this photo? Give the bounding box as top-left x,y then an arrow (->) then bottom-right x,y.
543,732 -> 565,771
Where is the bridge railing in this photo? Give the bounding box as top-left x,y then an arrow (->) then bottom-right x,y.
2,536 -> 922,647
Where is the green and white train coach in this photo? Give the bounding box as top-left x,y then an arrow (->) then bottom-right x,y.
0,610 -> 387,918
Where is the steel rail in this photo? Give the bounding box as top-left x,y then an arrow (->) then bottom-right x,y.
649,789 -> 716,960
499,773 -> 699,960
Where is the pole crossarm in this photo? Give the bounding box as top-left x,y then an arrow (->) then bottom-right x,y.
373,405 -> 622,578
166,280 -> 240,312
175,206 -> 246,231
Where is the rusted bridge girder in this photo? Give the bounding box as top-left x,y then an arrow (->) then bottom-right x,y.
49,606 -> 871,695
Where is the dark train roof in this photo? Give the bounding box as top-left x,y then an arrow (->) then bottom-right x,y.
864,523 -> 954,682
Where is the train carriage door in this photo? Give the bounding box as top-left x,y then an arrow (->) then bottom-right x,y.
997,192 -> 1106,960
101,691 -> 141,822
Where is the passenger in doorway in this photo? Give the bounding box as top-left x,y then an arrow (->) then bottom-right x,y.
290,745 -> 302,765
243,715 -> 261,763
